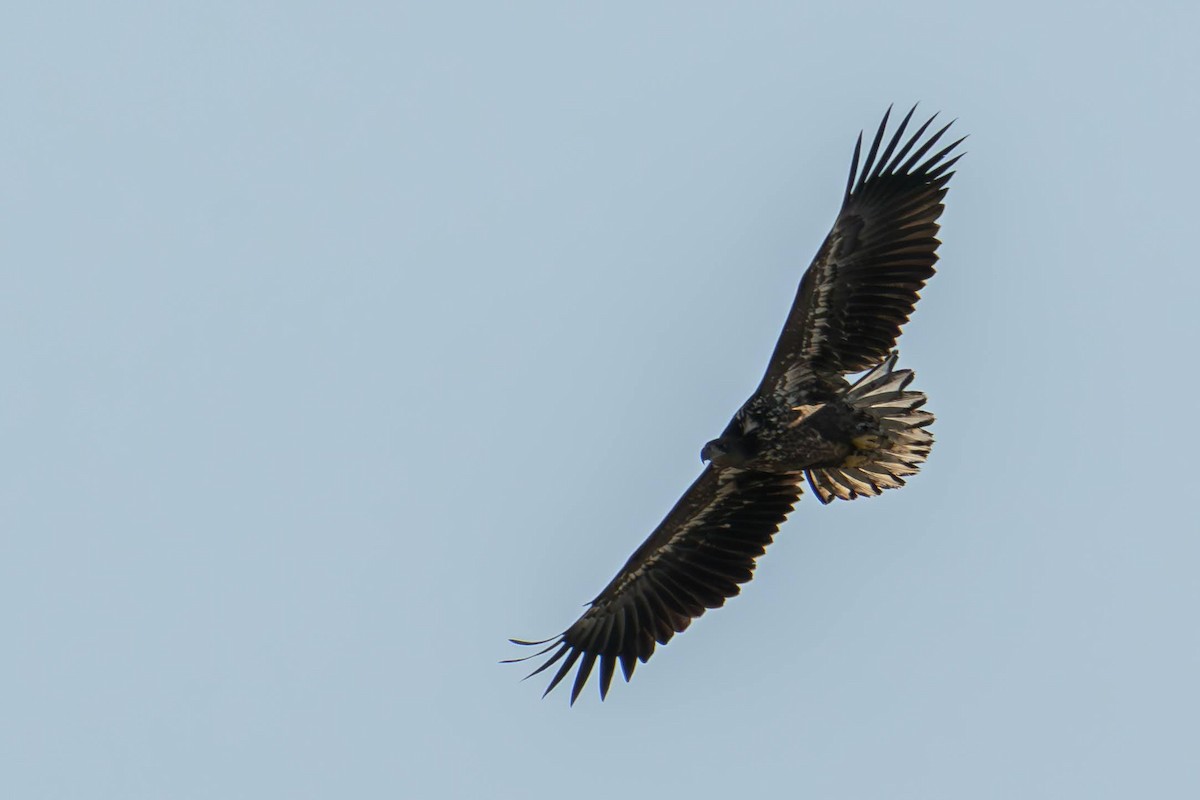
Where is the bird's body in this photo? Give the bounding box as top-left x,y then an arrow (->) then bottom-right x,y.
704,381 -> 863,472
508,106 -> 964,703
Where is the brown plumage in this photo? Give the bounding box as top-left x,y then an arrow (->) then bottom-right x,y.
508,106 -> 964,703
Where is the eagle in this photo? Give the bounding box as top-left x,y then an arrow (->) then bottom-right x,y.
507,106 -> 964,704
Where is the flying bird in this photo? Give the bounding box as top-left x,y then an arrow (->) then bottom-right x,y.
508,106 -> 964,704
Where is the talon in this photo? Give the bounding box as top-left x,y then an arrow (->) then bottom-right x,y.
788,403 -> 826,427
851,433 -> 882,450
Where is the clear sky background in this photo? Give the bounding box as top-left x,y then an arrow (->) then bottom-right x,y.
3,2 -> 1198,798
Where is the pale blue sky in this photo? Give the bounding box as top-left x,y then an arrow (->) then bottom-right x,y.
3,2 -> 1199,798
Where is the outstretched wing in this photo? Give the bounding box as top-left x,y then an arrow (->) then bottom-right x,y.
507,466 -> 803,704
760,106 -> 964,390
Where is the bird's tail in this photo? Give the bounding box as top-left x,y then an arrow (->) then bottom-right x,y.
806,353 -> 934,504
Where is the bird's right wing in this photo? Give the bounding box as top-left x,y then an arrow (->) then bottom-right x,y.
507,465 -> 803,704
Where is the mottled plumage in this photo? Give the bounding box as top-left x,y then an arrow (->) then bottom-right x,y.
508,106 -> 964,703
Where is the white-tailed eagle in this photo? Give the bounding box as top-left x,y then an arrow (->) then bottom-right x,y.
508,106 -> 964,703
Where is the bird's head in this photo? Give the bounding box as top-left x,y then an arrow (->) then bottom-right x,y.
701,434 -> 755,467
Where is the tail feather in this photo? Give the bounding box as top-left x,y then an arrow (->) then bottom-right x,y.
806,352 -> 934,504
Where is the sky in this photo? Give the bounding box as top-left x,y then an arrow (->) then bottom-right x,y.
3,2 -> 1199,798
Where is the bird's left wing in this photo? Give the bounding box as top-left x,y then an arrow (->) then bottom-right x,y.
508,465 -> 803,704
757,106 -> 964,391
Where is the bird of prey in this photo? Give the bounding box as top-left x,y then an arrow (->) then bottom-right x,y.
508,106 -> 964,704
